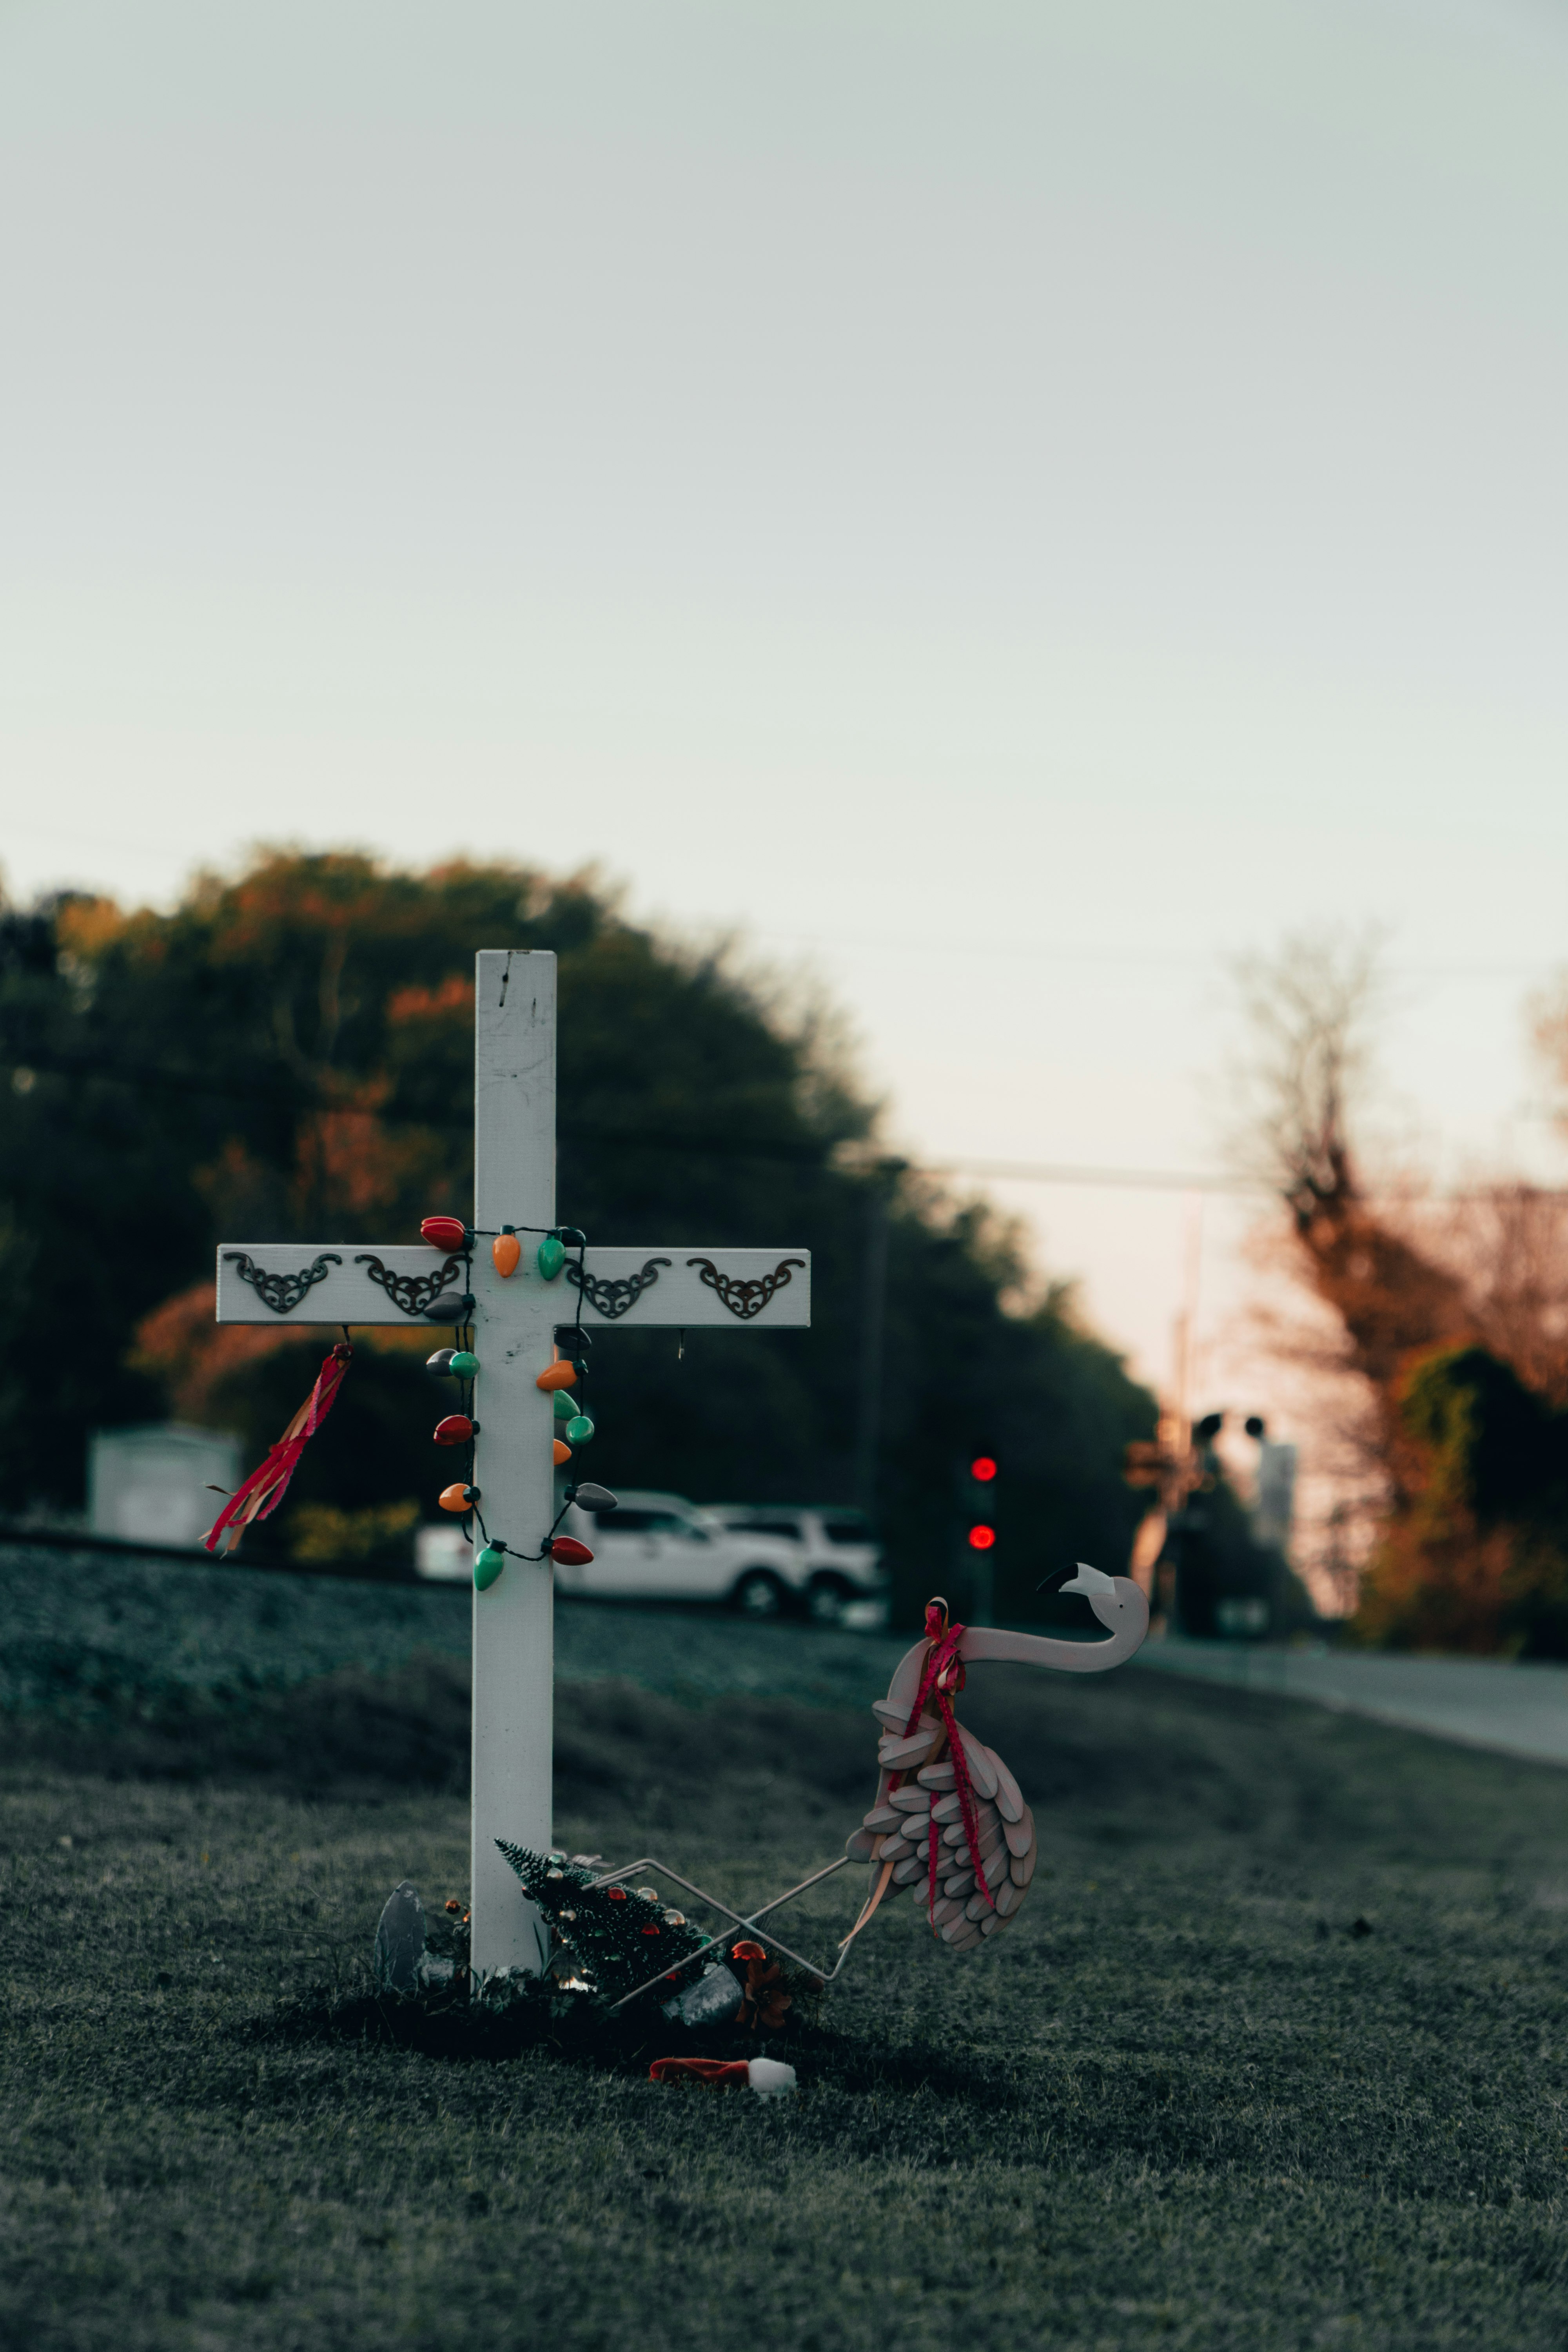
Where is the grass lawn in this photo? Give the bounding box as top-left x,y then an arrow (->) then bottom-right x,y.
3,1648 -> 1568,2349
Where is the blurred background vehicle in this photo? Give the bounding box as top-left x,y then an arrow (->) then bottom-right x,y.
423,1494 -> 888,1620
415,1523 -> 470,1582
710,1504 -> 886,1626
553,1492 -> 803,1616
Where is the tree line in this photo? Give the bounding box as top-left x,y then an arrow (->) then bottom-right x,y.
0,850 -> 1164,1624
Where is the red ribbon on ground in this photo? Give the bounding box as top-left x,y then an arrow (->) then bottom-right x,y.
648,2058 -> 752,2089
904,1599 -> 995,1922
203,1341 -> 353,1555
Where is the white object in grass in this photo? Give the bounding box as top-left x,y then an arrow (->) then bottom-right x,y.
747,2058 -> 797,2098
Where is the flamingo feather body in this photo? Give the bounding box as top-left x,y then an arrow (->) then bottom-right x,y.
849,1566 -> 1149,1954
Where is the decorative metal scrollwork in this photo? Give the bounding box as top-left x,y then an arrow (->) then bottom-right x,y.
566,1256 -> 672,1320
222,1251 -> 342,1314
687,1257 -> 806,1321
355,1254 -> 466,1317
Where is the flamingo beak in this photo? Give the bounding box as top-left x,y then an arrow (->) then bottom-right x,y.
1059,1563 -> 1116,1599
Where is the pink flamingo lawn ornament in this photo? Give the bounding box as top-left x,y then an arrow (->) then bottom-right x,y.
597,1561 -> 1149,2012
842,1565 -> 1150,1956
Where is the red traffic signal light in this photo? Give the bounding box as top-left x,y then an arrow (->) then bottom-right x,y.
967,1524 -> 996,1551
969,1456 -> 997,1482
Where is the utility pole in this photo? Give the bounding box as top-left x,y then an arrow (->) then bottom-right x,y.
1124,1193 -> 1207,1629
1125,1414 -> 1210,1631
853,1159 -> 903,1521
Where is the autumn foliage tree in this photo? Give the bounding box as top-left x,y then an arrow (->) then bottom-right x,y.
1234,934 -> 1568,1654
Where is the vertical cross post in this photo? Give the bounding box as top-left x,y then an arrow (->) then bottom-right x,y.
470,949 -> 557,1979
213,943 -> 811,1984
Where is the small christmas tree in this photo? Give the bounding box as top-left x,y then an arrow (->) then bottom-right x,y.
497,1844 -> 715,2004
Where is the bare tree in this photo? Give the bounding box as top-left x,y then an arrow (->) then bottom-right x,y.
1227,928 -> 1383,1218
1227,931 -> 1471,1408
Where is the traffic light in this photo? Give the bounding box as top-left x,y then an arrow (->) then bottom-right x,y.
963,1454 -> 998,1552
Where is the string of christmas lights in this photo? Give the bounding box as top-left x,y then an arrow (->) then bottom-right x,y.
418,1214 -> 616,1591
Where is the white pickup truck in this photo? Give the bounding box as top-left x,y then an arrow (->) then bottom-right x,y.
418,1492 -> 888,1621
550,1491 -> 801,1614
711,1503 -> 887,1624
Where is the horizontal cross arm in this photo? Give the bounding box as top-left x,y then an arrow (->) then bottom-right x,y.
214,1245 -> 474,1325
213,1244 -> 811,1329
564,1248 -> 810,1328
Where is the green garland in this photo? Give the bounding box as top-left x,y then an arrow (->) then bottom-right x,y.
497,1844 -> 715,2005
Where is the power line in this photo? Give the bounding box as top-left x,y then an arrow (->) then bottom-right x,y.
7,1047 -> 1563,1201
915,1156 -> 1256,1194
916,1154 -> 1568,1205
751,926 -> 1565,985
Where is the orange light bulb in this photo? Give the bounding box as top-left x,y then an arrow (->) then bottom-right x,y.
536,1361 -> 577,1392
553,1439 -> 572,1466
439,1482 -> 477,1514
492,1232 -> 521,1278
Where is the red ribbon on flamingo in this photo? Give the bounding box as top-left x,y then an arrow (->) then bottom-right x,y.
203,1341 -> 353,1555
904,1599 -> 996,1921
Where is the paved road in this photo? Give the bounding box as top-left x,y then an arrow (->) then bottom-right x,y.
1135,1636 -> 1568,1768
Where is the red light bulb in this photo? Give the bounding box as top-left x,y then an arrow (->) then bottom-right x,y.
970,1457 -> 997,1482
420,1215 -> 471,1252
967,1524 -> 996,1551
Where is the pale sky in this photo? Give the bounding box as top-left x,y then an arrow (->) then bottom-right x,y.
3,0 -> 1567,1481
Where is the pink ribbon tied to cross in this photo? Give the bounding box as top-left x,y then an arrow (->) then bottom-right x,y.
203,1341 -> 353,1555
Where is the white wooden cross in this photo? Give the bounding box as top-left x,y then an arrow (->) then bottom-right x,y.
215,949 -> 811,1979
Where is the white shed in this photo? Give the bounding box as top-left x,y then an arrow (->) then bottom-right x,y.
88,1424 -> 242,1549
